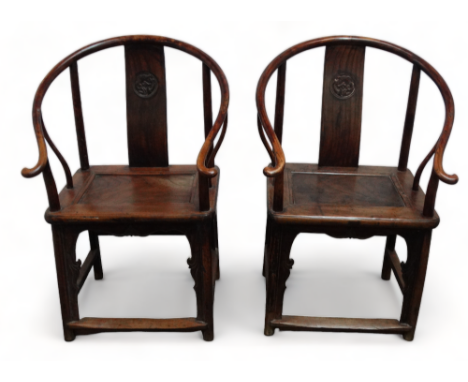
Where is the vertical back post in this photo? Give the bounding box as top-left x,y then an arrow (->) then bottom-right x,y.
423,171 -> 439,217
199,175 -> 210,211
43,160 -> 60,212
70,61 -> 90,171
274,63 -> 287,144
203,63 -> 214,192
398,65 -> 421,171
273,173 -> 284,212
203,64 -> 213,140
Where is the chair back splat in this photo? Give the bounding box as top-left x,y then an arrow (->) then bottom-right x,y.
125,43 -> 168,167
319,44 -> 365,167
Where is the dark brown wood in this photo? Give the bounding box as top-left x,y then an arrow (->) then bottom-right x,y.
76,249 -> 98,293
43,160 -> 60,212
273,172 -> 284,212
203,63 -> 214,189
413,142 -> 436,191
257,36 -> 458,341
42,118 -> 73,188
381,235 -> 396,280
271,316 -> 411,334
268,164 -> 439,230
256,36 -> 457,214
292,173 -> 405,207
68,317 -> 207,332
400,231 -> 432,341
198,174 -> 210,212
264,220 -> 297,336
398,65 -> 421,171
22,35 -> 229,342
388,249 -> 406,293
125,43 -> 168,167
319,45 -> 365,167
70,61 -> 90,171
257,115 -> 275,164
423,171 -> 440,217
203,63 -> 213,139
89,232 -> 103,280
207,113 -> 228,171
52,226 -> 80,341
274,63 -> 286,143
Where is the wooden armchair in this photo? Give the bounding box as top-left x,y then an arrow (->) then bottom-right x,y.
22,35 -> 229,341
257,36 -> 458,340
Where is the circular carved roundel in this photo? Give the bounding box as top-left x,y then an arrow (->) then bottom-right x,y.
133,72 -> 158,98
331,75 -> 355,100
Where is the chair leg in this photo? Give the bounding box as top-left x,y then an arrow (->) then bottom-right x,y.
262,217 -> 273,277
400,231 -> 432,341
213,212 -> 220,280
381,235 -> 396,280
51,226 -> 81,342
264,219 -> 297,336
187,220 -> 215,341
89,232 -> 103,280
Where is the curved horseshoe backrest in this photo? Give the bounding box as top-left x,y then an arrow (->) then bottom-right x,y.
256,36 -> 455,175
27,35 -> 229,176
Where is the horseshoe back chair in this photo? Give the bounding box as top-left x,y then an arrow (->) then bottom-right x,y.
257,36 -> 457,340
22,35 -> 229,341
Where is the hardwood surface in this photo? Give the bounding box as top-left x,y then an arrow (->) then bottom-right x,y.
125,43 -> 169,167
268,164 -> 439,229
319,45 -> 365,167
46,165 -> 219,223
257,36 -> 457,340
22,35 -> 229,341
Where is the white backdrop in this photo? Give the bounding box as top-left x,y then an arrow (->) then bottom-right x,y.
1,1 -> 467,380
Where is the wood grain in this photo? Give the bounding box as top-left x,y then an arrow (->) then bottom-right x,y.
125,43 -> 168,167
68,317 -> 207,332
398,65 -> 421,171
319,45 -> 365,167
271,316 -> 411,333
70,61 -> 89,170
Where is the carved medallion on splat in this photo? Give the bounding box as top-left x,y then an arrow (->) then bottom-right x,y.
133,72 -> 159,98
331,74 -> 356,100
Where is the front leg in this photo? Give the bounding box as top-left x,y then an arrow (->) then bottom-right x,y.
264,220 -> 298,336
400,231 -> 432,341
187,220 -> 215,341
51,225 -> 81,341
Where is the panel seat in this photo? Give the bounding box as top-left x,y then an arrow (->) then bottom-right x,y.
46,165 -> 219,224
267,163 -> 439,229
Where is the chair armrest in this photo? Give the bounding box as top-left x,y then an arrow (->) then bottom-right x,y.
413,111 -> 458,192
197,113 -> 228,178
21,111 -> 48,178
257,114 -> 285,178
433,119 -> 458,185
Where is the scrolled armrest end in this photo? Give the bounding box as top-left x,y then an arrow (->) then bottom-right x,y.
436,170 -> 459,185
21,158 -> 47,179
263,162 -> 284,178
197,164 -> 218,178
